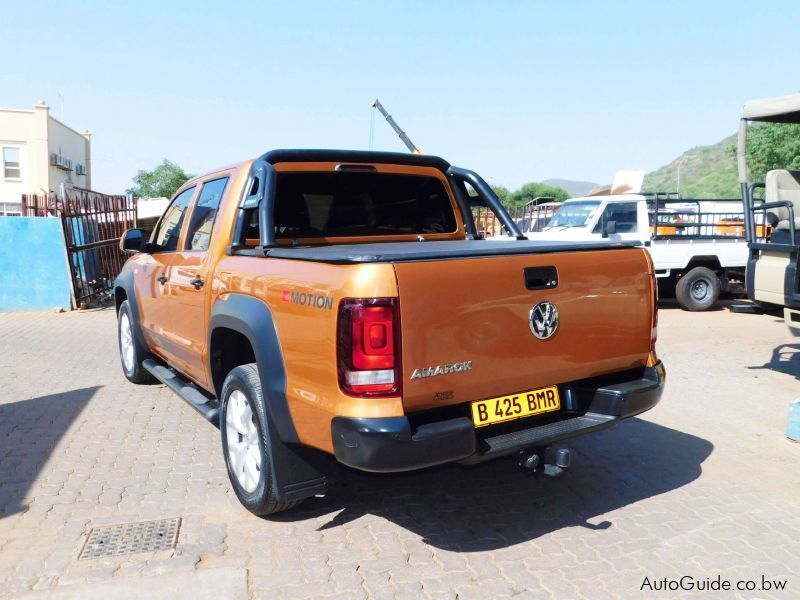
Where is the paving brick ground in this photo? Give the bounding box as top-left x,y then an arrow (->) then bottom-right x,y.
0,302 -> 798,598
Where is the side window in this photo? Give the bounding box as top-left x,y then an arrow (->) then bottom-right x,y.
185,177 -> 228,251
592,202 -> 639,234
152,187 -> 196,251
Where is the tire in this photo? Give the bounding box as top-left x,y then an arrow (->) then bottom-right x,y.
675,266 -> 721,311
117,300 -> 155,384
220,363 -> 302,516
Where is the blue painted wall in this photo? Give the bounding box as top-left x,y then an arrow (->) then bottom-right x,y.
788,399 -> 800,442
0,217 -> 72,311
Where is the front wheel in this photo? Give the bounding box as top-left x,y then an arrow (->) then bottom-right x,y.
220,364 -> 301,516
117,300 -> 154,384
675,266 -> 720,311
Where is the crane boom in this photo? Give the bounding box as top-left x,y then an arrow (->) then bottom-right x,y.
371,98 -> 422,154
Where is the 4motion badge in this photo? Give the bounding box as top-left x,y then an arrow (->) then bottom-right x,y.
529,301 -> 559,340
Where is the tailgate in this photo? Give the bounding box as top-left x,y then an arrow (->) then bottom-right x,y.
395,248 -> 654,413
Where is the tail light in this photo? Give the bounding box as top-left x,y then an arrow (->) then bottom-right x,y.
337,298 -> 401,397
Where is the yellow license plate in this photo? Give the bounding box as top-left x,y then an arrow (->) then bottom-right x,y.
471,386 -> 560,427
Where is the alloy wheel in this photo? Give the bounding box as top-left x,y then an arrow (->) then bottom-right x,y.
225,390 -> 262,493
119,312 -> 135,373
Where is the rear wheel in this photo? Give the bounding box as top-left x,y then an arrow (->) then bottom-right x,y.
675,266 -> 720,311
220,363 -> 302,516
117,300 -> 154,384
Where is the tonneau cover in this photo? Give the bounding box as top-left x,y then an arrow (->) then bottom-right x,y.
265,239 -> 641,264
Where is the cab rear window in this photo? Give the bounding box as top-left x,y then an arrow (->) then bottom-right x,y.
272,172 -> 457,238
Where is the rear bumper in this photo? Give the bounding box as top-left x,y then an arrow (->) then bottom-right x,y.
331,361 -> 665,472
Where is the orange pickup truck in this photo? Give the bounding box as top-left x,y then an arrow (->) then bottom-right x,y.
115,150 -> 664,515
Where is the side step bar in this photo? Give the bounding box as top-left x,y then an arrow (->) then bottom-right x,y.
143,359 -> 220,423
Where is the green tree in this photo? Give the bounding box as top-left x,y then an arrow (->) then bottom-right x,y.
490,185 -> 511,206
507,182 -> 570,208
129,159 -> 193,199
745,122 -> 800,183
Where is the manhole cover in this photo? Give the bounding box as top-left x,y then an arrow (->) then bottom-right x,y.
79,517 -> 181,560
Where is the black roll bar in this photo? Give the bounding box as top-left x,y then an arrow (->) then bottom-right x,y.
232,160 -> 520,252
447,166 -> 525,240
228,159 -> 278,255
257,163 -> 278,252
445,172 -> 478,239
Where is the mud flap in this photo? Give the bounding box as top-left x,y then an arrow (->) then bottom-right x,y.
266,417 -> 329,502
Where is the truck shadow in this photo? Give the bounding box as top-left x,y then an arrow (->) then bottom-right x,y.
272,418 -> 713,551
748,343 -> 800,380
0,387 -> 98,518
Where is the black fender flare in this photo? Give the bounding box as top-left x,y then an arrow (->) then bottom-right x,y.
113,270 -> 149,353
209,294 -> 299,444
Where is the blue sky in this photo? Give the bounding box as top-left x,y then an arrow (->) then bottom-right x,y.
1,0 -> 798,192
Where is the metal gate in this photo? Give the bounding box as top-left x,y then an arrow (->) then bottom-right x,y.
22,189 -> 137,308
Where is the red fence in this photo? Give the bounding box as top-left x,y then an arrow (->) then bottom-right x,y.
20,190 -> 137,307
21,193 -> 60,217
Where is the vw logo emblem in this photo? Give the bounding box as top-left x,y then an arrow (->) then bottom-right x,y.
529,301 -> 559,340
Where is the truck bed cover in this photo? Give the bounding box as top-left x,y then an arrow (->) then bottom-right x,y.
263,239 -> 641,264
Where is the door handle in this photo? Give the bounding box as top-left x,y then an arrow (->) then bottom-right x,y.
190,278 -> 205,290
157,276 -> 167,285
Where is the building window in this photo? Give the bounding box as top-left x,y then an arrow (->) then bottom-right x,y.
0,202 -> 22,216
3,147 -> 21,179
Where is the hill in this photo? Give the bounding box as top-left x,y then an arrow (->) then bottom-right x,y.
642,134 -> 740,198
542,178 -> 598,197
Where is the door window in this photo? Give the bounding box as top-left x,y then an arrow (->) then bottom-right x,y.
152,187 -> 196,251
185,177 -> 228,251
592,202 -> 639,234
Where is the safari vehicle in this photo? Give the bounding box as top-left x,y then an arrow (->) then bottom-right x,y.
114,150 -> 664,516
738,93 -> 800,335
521,194 -> 748,311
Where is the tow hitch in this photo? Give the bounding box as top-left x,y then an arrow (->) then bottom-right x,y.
518,447 -> 571,477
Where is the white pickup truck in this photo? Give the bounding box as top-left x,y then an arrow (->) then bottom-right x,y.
519,194 -> 748,311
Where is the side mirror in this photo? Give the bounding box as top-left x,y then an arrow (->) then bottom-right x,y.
602,220 -> 617,238
120,228 -> 146,253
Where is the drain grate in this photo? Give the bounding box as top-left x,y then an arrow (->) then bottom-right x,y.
79,517 -> 181,560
